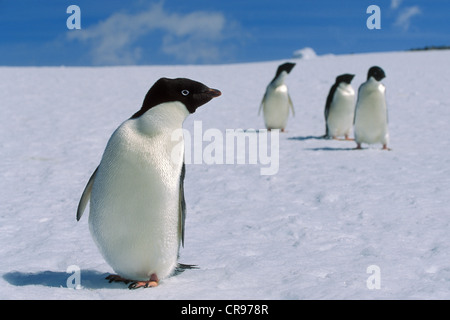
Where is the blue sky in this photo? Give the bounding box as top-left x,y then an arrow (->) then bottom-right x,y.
0,0 -> 448,66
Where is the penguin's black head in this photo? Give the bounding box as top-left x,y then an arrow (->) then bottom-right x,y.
367,66 -> 386,81
131,78 -> 221,118
275,62 -> 296,78
335,73 -> 355,84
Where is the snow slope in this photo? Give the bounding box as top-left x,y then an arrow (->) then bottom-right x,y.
1,50 -> 449,299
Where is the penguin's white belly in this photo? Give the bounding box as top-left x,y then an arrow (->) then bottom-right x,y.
354,91 -> 388,145
327,93 -> 355,137
89,123 -> 182,281
263,86 -> 290,129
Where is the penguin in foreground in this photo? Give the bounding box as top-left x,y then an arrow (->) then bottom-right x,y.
258,62 -> 296,132
77,78 -> 221,289
324,73 -> 356,140
354,66 -> 390,150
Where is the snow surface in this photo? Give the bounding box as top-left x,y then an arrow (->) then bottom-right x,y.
1,50 -> 450,300
292,47 -> 317,60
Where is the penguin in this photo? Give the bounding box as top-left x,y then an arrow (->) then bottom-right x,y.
353,66 -> 390,150
258,62 -> 295,132
76,78 -> 221,289
324,73 -> 356,140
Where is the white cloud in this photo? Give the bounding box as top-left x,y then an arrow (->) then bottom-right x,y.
390,0 -> 403,10
394,6 -> 421,30
67,2 -> 232,65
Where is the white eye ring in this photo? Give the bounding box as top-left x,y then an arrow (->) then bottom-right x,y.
181,89 -> 189,96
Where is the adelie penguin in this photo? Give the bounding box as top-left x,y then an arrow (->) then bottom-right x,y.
323,73 -> 356,140
77,78 -> 221,289
259,62 -> 295,132
354,66 -> 390,150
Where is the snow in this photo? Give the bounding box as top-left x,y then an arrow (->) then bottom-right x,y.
1,50 -> 450,300
292,47 -> 318,60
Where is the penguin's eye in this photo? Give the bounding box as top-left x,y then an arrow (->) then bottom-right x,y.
181,89 -> 190,96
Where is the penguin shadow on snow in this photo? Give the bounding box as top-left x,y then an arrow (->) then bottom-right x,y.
288,136 -> 357,151
287,135 -> 325,141
3,270 -> 114,289
304,146 -> 358,151
3,265 -> 194,289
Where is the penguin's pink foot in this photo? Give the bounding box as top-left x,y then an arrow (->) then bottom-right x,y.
128,279 -> 158,289
344,135 -> 354,141
382,144 -> 391,151
354,143 -> 362,150
106,273 -> 159,289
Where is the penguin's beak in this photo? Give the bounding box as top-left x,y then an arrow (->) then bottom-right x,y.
207,88 -> 221,98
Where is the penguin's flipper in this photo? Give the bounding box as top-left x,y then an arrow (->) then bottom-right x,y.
324,92 -> 332,122
354,84 -> 363,124
288,94 -> 295,117
76,167 -> 98,221
324,84 -> 337,137
179,162 -> 186,247
258,92 -> 267,116
385,87 -> 389,124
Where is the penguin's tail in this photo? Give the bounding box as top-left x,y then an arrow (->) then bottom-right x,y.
172,263 -> 199,276
177,263 -> 199,270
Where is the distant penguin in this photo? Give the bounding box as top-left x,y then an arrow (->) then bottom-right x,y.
354,66 -> 389,150
259,62 -> 296,132
324,73 -> 356,140
77,78 -> 221,289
